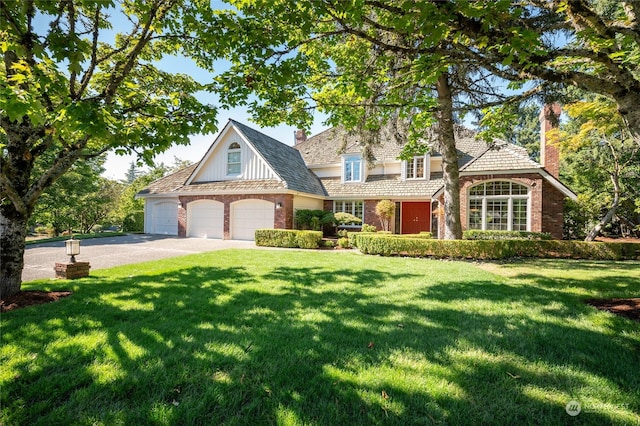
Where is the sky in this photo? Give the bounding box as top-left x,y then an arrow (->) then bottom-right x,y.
99,3 -> 330,181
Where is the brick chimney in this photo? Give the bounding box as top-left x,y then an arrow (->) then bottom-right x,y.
539,103 -> 561,178
295,129 -> 307,145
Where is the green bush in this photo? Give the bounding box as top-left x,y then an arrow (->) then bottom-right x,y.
361,223 -> 377,233
356,234 -> 640,260
255,229 -> 322,249
338,237 -> 351,248
323,239 -> 335,248
294,209 -> 334,231
123,211 -> 144,232
463,230 -> 552,240
296,231 -> 323,249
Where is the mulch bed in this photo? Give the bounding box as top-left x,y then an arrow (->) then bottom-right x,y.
586,298 -> 640,322
1,290 -> 73,312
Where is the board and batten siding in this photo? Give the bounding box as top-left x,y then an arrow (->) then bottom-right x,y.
191,129 -> 278,182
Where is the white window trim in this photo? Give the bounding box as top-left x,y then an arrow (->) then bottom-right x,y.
342,154 -> 363,183
227,142 -> 241,177
467,181 -> 531,232
333,200 -> 364,227
403,154 -> 430,181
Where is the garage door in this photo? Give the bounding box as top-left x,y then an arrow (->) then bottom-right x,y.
231,199 -> 275,240
153,201 -> 178,235
187,200 -> 224,239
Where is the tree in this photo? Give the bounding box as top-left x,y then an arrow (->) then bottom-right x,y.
448,0 -> 640,148
124,161 -> 142,185
553,98 -> 640,240
216,1 -> 530,240
29,156 -> 107,236
1,1 -> 220,297
375,200 -> 395,231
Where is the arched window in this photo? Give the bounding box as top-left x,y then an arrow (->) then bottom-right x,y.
227,142 -> 241,176
468,181 -> 529,231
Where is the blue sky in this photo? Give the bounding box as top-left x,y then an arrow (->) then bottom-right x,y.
101,4 -> 329,180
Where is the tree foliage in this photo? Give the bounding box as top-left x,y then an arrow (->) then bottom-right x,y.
1,0 -> 220,297
557,97 -> 640,240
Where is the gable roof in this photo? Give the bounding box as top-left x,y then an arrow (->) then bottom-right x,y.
137,120 -> 326,198
227,120 -> 325,195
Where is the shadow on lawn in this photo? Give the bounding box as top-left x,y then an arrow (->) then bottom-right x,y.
2,260 -> 640,425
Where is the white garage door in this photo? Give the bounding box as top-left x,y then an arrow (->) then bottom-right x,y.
231,199 -> 275,240
187,200 -> 224,239
153,201 -> 178,235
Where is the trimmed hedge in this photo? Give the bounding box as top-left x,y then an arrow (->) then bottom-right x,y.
356,234 -> 640,260
255,229 -> 322,249
348,231 -> 432,248
463,230 -> 552,240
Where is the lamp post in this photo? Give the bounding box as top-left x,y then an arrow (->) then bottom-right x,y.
65,238 -> 80,263
55,237 -> 90,279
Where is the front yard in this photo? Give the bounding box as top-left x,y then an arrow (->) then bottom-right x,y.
1,250 -> 639,425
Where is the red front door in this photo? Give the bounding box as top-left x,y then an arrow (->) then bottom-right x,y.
401,202 -> 431,234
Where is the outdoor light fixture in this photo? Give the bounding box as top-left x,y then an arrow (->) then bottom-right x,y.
65,238 -> 80,263
276,202 -> 283,209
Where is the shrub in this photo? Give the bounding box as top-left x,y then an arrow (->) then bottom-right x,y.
338,237 -> 351,248
294,209 -> 334,231
123,211 -> 144,232
296,231 -> 323,249
361,223 -> 377,233
337,229 -> 349,238
323,239 -> 335,248
255,229 -> 322,249
334,212 -> 362,226
463,230 -> 551,240
375,199 -> 395,231
355,234 -> 640,260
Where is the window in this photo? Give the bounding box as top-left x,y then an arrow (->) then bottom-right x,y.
343,155 -> 362,182
468,181 -> 530,231
334,200 -> 364,226
227,142 -> 241,176
406,155 -> 428,179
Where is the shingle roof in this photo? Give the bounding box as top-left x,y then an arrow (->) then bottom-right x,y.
295,125 -> 489,167
320,174 -> 445,198
138,120 -> 557,200
137,163 -> 198,197
229,120 -> 325,195
138,121 -> 326,197
460,141 -> 542,172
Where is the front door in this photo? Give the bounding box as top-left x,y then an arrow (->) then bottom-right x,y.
401,202 -> 431,234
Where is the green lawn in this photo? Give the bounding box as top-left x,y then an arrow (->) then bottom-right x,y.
2,250 -> 639,425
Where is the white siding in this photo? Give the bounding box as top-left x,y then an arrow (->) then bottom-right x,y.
309,164 -> 341,178
191,129 -> 277,182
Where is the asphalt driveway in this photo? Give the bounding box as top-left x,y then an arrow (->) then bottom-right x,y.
23,234 -> 257,282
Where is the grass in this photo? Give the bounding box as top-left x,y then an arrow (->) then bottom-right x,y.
1,251 -> 639,425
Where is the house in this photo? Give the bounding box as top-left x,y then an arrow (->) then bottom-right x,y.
137,106 -> 576,240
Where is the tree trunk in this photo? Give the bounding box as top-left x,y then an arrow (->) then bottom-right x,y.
585,173 -> 620,242
436,72 -> 463,240
0,205 -> 29,298
615,92 -> 640,149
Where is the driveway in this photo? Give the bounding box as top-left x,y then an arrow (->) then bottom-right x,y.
23,234 -> 257,282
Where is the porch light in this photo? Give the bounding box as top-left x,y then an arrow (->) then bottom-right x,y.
276,202 -> 283,209
65,238 -> 80,263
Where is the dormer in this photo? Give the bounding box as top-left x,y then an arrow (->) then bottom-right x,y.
342,153 -> 365,183
401,153 -> 431,181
